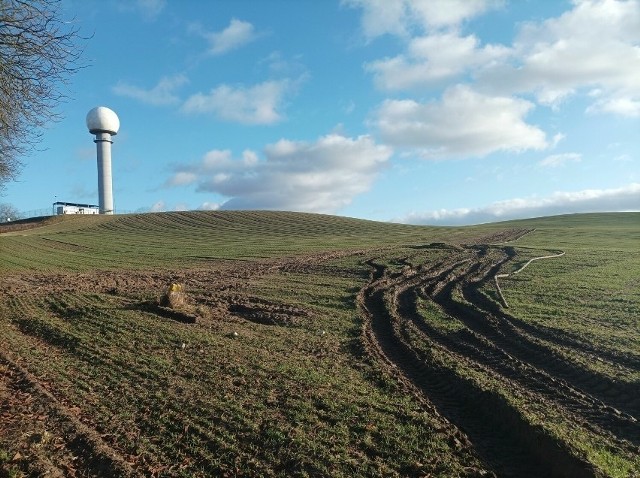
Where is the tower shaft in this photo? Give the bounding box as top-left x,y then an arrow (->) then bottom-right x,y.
95,132 -> 114,214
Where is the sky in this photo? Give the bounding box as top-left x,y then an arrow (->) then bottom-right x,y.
4,0 -> 639,225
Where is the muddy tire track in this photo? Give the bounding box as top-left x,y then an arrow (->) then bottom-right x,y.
453,259 -> 640,423
465,279 -> 640,373
356,231 -> 640,477
409,283 -> 640,449
427,249 -> 640,447
358,256 -> 598,477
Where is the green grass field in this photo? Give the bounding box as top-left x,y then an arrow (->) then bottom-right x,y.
1,211 -> 638,477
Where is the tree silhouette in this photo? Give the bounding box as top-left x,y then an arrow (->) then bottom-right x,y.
0,0 -> 85,190
0,202 -> 20,221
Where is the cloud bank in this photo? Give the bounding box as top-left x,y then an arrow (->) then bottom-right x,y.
353,0 -> 640,118
181,79 -> 295,125
166,134 -> 392,213
400,183 -> 640,225
538,153 -> 582,168
479,0 -> 640,115
113,75 -> 188,106
194,18 -> 258,55
365,32 -> 508,90
349,0 -> 640,171
344,0 -> 500,39
374,85 -> 548,157
114,74 -> 303,125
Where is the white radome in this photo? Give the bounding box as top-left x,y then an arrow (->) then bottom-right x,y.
86,106 -> 120,135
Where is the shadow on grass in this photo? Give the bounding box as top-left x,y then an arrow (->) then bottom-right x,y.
14,318 -> 80,351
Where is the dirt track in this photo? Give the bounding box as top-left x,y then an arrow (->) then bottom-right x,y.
357,230 -> 639,477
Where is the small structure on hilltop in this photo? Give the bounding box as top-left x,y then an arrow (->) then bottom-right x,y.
53,201 -> 100,215
86,106 -> 120,215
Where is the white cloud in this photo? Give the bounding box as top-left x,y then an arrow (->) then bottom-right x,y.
539,153 -> 582,168
148,201 -> 189,212
202,150 -> 233,169
343,0 -> 407,38
166,134 -> 392,213
166,171 -> 197,187
181,80 -> 294,125
478,0 -> 640,114
410,0 -> 499,28
113,75 -> 188,106
366,32 -> 509,90
551,133 -> 566,148
400,183 -> 640,225
150,200 -> 166,212
199,18 -> 258,55
199,202 -> 221,211
242,150 -> 259,166
374,85 -> 548,157
344,0 -> 500,39
587,97 -> 640,117
355,0 -> 640,118
613,153 -> 633,162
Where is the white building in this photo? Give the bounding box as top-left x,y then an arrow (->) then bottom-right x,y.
53,201 -> 100,215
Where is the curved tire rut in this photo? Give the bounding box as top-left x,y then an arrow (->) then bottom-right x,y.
422,248 -> 639,431
357,238 -> 639,477
358,255 -> 598,478
462,282 -> 640,416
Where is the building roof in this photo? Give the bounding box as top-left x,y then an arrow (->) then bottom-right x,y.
53,201 -> 99,208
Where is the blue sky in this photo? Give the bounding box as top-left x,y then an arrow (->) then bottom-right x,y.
5,0 -> 639,224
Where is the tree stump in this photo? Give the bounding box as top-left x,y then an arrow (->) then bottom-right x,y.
160,283 -> 186,309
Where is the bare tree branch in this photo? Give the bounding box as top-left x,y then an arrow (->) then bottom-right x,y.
0,0 -> 86,192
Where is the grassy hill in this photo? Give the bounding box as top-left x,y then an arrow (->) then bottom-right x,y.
0,211 -> 460,271
1,211 -> 638,477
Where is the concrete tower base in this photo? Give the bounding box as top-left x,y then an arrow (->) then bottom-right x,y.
95,132 -> 114,215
